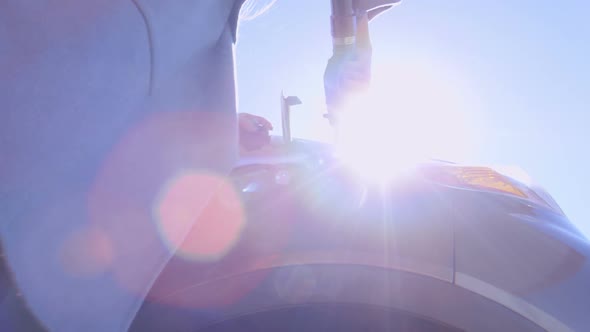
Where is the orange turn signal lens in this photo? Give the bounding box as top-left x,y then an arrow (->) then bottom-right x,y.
422,166 -> 552,209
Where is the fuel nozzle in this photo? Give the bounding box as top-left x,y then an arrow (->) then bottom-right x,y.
325,0 -> 401,126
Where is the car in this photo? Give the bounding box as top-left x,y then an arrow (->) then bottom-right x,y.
129,95 -> 590,332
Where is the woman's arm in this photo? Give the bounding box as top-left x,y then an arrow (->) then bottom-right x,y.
0,2 -> 242,331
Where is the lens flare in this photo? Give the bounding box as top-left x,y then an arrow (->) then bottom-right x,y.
86,110 -> 240,296
155,172 -> 246,262
59,227 -> 114,277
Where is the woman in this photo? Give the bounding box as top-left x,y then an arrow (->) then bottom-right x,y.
0,1 -> 370,330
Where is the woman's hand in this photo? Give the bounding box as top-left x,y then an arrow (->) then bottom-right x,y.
324,11 -> 372,124
239,112 -> 273,133
238,113 -> 273,151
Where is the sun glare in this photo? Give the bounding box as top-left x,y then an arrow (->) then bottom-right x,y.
335,57 -> 481,183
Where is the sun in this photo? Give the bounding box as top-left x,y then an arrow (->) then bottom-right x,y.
334,56 -> 482,183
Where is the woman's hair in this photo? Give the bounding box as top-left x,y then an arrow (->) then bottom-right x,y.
239,0 -> 277,20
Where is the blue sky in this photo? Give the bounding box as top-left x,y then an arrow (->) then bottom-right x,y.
236,1 -> 590,237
